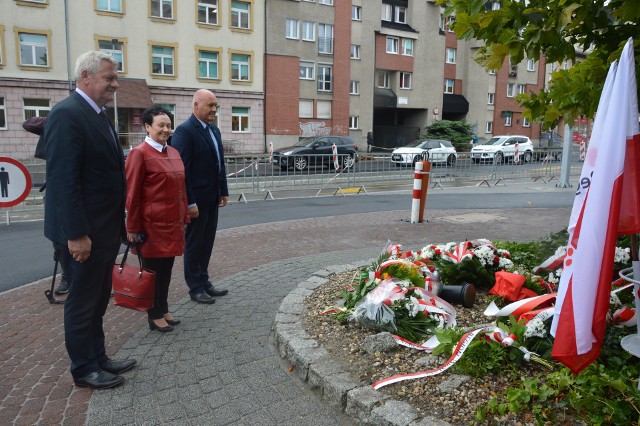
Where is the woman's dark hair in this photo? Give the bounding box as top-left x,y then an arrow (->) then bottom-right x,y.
142,105 -> 173,127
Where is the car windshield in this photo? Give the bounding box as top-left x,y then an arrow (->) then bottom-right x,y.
404,140 -> 429,149
484,137 -> 506,146
294,138 -> 320,147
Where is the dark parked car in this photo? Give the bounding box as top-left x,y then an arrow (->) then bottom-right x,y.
272,136 -> 358,171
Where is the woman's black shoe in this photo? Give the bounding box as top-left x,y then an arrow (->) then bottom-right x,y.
165,318 -> 180,326
148,319 -> 173,332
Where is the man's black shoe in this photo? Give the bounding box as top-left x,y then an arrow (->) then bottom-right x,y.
190,292 -> 216,304
74,370 -> 124,389
205,286 -> 228,297
54,277 -> 69,295
99,359 -> 137,375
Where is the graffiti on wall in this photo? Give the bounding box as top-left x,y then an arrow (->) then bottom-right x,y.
299,122 -> 348,136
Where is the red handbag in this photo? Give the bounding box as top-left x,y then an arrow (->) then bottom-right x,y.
112,243 -> 156,312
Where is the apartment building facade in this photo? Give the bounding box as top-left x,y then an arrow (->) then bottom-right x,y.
0,0 -> 547,161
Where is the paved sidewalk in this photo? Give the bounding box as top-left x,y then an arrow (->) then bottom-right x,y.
0,202 -> 572,425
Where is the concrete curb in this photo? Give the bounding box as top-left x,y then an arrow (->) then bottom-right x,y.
273,262 -> 454,426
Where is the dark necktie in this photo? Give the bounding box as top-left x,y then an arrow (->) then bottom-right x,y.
99,110 -> 118,146
206,125 -> 221,171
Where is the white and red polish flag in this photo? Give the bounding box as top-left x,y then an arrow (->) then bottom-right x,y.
550,38 -> 640,374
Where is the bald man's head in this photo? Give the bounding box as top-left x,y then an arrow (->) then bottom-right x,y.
193,89 -> 218,123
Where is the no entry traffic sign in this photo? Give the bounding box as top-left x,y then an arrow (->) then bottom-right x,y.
0,157 -> 32,208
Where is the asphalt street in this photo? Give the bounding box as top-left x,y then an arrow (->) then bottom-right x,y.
0,185 -> 575,292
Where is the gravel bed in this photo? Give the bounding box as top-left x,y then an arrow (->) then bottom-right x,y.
302,271 -> 575,426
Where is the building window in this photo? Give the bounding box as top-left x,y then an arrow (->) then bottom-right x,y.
299,61 -> 314,80
317,100 -> 331,119
318,24 -> 333,54
402,39 -> 413,56
198,0 -> 218,25
349,80 -> 360,95
151,0 -> 173,19
349,116 -> 359,130
23,98 -> 50,120
231,107 -> 250,132
197,49 -> 219,79
517,84 -> 526,95
299,99 -> 313,118
489,69 -> 496,75
98,39 -> 125,72
381,4 -> 392,21
444,79 -> 454,94
0,98 -> 6,129
523,117 -> 531,127
352,5 -> 361,21
231,1 -> 251,30
505,115 -> 512,126
318,0 -> 333,5
286,19 -> 299,39
317,63 -> 332,92
487,92 -> 494,105
439,13 -> 446,32
97,0 -> 122,13
400,72 -> 412,89
506,83 -> 515,97
386,36 -> 399,54
302,21 -> 315,41
230,52 -> 251,81
491,1 -> 500,10
15,0 -> 48,5
485,121 -> 493,133
18,31 -> 49,67
447,16 -> 455,32
395,6 -> 407,23
562,60 -> 569,70
446,48 -> 456,64
527,58 -> 535,71
350,44 -> 360,60
151,45 -> 175,75
377,71 -> 389,89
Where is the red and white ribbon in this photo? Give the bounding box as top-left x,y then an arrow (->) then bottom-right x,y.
483,293 -> 557,319
442,241 -> 474,263
514,143 -> 520,163
612,306 -> 636,327
332,143 -> 339,169
226,160 -> 256,177
580,140 -> 586,160
532,252 -> 566,274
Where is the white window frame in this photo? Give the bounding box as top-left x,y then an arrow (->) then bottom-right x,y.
152,45 -> 175,75
97,0 -> 122,13
486,121 -> 493,133
377,71 -> 389,89
198,50 -> 219,79
381,4 -> 392,21
231,1 -> 250,30
317,63 -> 332,92
349,116 -> 359,130
400,72 -> 412,89
505,115 -> 512,126
286,18 -> 299,39
447,15 -> 455,32
316,100 -> 331,119
231,107 -> 250,133
487,92 -> 495,105
350,44 -> 360,60
349,80 -> 360,95
523,117 -> 531,127
98,39 -> 124,73
299,99 -> 313,118
0,97 -> 6,130
318,24 -> 333,54
302,21 -> 315,41
18,32 -> 49,67
352,5 -> 361,21
318,0 -> 333,5
517,84 -> 526,95
395,6 -> 407,23
23,98 -> 50,120
446,48 -> 456,64
299,61 -> 314,80
527,58 -> 535,71
489,69 -> 496,75
444,79 -> 454,94
506,83 -> 515,97
386,36 -> 399,54
562,60 -> 569,70
402,39 -> 413,56
439,13 -> 446,32
231,53 -> 250,81
198,0 -> 219,25
151,0 -> 173,19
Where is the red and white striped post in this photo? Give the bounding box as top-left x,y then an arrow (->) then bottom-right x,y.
332,143 -> 339,169
410,161 -> 430,223
513,142 -> 520,164
580,140 -> 586,160
268,142 -> 273,163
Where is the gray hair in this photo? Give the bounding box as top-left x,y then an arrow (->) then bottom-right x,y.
74,51 -> 117,81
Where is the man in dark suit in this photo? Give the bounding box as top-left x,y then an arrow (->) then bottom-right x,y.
44,51 -> 136,389
172,89 -> 229,304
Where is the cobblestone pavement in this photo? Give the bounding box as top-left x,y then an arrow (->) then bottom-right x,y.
0,202 -> 572,425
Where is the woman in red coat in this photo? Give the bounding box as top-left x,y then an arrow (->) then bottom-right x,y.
125,106 -> 189,332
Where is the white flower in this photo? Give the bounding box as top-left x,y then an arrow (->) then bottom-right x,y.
419,245 -> 436,259
524,317 -> 548,338
473,245 -> 495,266
407,296 -> 420,317
498,257 -> 514,270
554,246 -> 567,257
610,292 -> 622,307
547,272 -> 559,284
614,247 -> 630,264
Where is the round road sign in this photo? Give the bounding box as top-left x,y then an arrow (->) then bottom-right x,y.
0,157 -> 33,208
